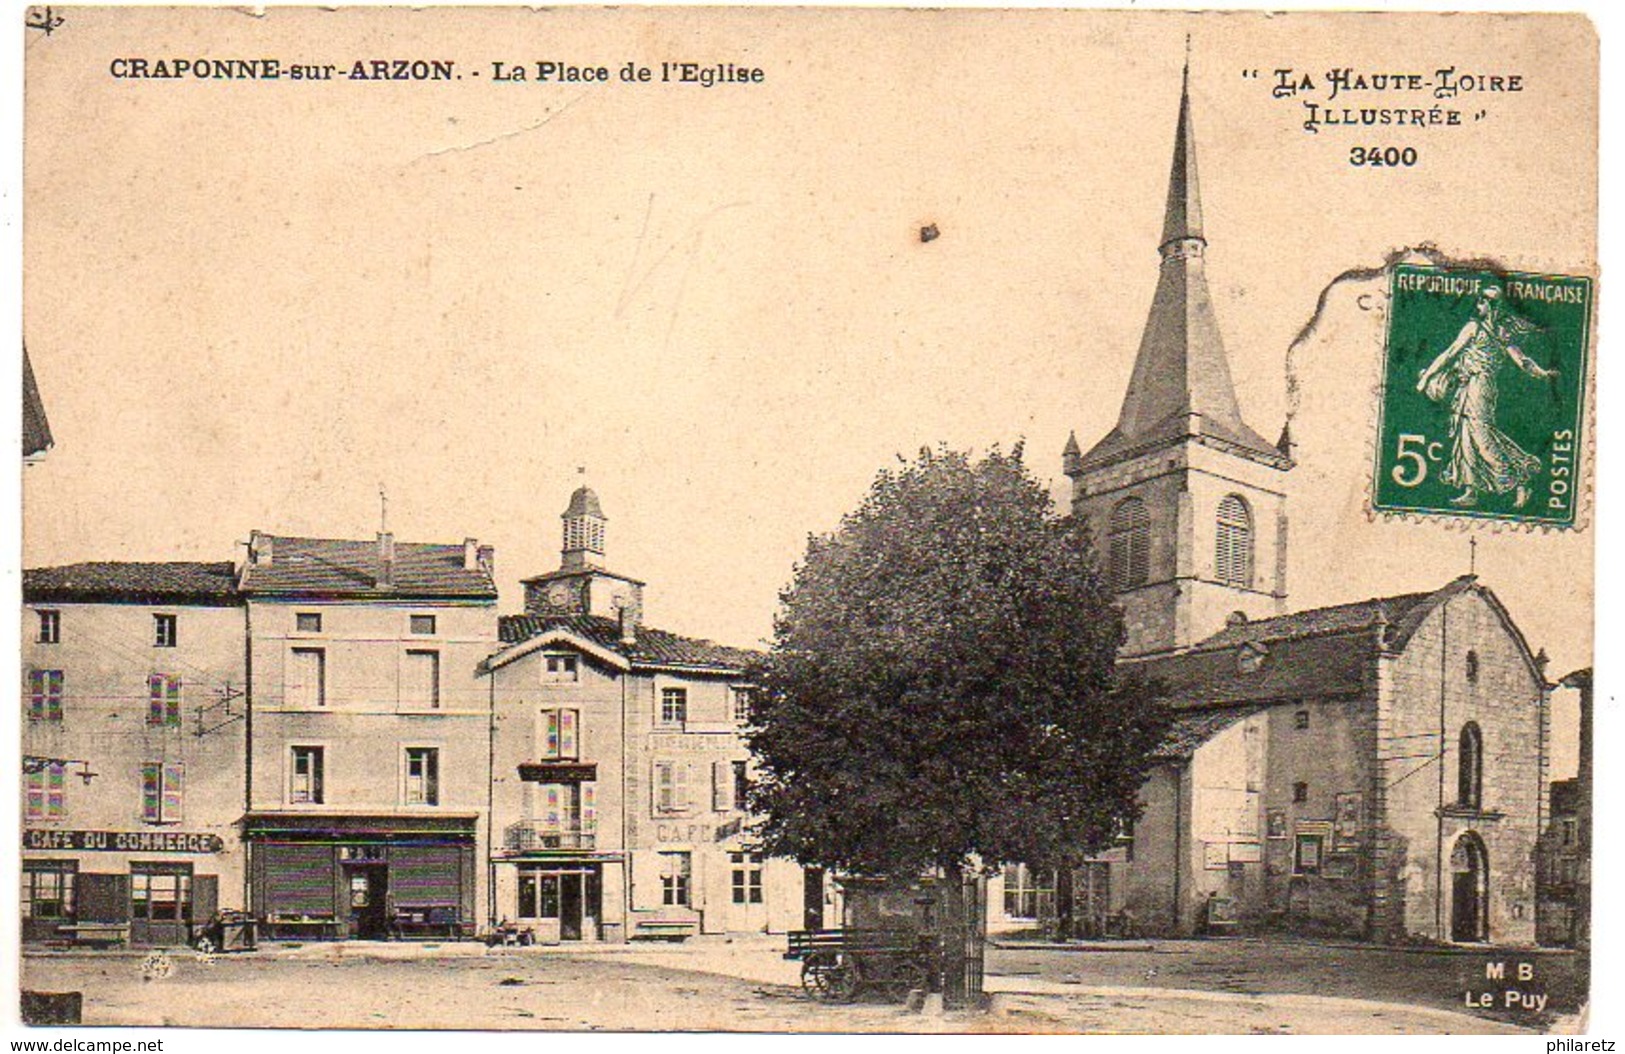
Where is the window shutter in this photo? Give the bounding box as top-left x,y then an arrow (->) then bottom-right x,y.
148,675 -> 164,725
582,783 -> 597,834
141,763 -> 161,822
1109,499 -> 1151,591
542,785 -> 562,831
674,763 -> 690,810
559,709 -> 578,759
713,761 -> 734,812
1216,495 -> 1253,587
163,762 -> 184,822
541,709 -> 560,759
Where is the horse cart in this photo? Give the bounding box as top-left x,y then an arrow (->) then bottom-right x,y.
785,928 -> 937,1003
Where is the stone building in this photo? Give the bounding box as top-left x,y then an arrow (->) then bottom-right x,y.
237,531 -> 499,940
21,562 -> 246,946
482,487 -> 806,941
991,66 -> 1549,946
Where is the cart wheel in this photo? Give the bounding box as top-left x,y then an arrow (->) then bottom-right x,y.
801,953 -> 859,1003
194,935 -> 217,955
875,957 -> 930,1003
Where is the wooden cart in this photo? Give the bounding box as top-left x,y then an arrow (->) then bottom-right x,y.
785,928 -> 937,1003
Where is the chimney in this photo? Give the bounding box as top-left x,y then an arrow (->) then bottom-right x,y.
250,531 -> 273,565
376,531 -> 394,589
618,601 -> 637,648
463,537 -> 479,571
477,544 -> 494,578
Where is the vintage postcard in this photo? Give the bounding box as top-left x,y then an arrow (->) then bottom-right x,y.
13,5 -> 1604,1041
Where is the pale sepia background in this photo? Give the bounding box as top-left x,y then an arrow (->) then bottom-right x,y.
9,2 -> 1616,1045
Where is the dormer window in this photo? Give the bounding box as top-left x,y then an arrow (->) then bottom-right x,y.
1237,642 -> 1268,674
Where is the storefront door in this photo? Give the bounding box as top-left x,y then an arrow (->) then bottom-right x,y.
130,863 -> 194,946
518,866 -> 600,941
346,864 -> 389,940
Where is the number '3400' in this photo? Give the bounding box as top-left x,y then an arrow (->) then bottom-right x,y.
1350,146 -> 1418,167
1391,433 -> 1443,487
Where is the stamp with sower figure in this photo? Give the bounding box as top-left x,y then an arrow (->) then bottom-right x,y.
1374,265 -> 1592,527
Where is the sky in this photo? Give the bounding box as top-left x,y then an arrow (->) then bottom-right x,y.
19,9 -> 1596,773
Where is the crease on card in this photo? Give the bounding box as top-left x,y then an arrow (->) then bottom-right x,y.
412,93 -> 590,164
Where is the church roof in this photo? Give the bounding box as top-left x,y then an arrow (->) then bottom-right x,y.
1155,704 -> 1265,759
1077,65 -> 1287,472
1129,577 -> 1497,711
563,486 -> 605,519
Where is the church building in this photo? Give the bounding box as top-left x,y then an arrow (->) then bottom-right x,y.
991,66 -> 1549,946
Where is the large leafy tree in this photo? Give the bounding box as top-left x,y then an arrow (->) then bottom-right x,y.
745,445 -> 1167,1004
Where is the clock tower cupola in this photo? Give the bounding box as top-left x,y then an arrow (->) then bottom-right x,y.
523,484 -> 645,625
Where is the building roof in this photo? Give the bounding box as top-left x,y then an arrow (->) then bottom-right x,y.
240,534 -> 497,600
1193,591 -> 1438,650
1128,576 -> 1534,714
22,346 -> 53,460
1131,631 -> 1373,710
24,561 -> 242,605
1156,705 -> 1264,759
497,613 -> 758,673
1075,66 -> 1287,473
563,486 -> 605,519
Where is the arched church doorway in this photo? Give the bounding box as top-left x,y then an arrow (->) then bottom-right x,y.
1450,832 -> 1490,943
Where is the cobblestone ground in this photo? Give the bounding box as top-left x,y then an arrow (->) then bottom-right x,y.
18,939 -> 1558,1034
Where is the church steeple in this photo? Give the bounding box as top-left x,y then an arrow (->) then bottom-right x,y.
1160,59 -> 1203,250
1076,60 -> 1285,472
1064,55 -> 1291,657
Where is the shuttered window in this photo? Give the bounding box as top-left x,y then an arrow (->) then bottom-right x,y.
538,708 -> 579,760
25,762 -> 66,820
140,761 -> 184,823
1215,495 -> 1253,587
263,844 -> 336,917
390,846 -> 462,908
148,675 -> 182,727
654,761 -> 688,815
1108,498 -> 1150,592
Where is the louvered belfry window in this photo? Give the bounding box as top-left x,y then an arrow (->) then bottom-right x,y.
1215,495 -> 1253,588
1108,498 -> 1150,592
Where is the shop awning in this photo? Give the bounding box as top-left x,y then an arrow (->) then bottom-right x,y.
242,812 -> 479,841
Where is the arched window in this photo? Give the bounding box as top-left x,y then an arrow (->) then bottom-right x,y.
1457,722 -> 1484,810
1108,498 -> 1150,592
1215,495 -> 1253,588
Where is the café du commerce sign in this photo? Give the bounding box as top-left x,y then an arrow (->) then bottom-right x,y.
23,829 -> 225,853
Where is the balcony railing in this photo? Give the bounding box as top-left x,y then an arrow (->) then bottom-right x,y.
503,820 -> 596,852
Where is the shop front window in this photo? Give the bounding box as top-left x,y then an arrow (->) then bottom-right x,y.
22,862 -> 76,920
131,866 -> 193,922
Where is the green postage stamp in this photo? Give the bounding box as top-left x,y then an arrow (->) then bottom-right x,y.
1374,265 -> 1592,527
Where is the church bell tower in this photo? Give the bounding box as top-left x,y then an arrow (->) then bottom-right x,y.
1065,62 -> 1293,657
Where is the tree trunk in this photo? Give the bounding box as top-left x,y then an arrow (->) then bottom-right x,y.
938,864 -> 986,1010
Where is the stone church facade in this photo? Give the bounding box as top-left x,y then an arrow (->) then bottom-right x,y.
992,67 -> 1548,946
